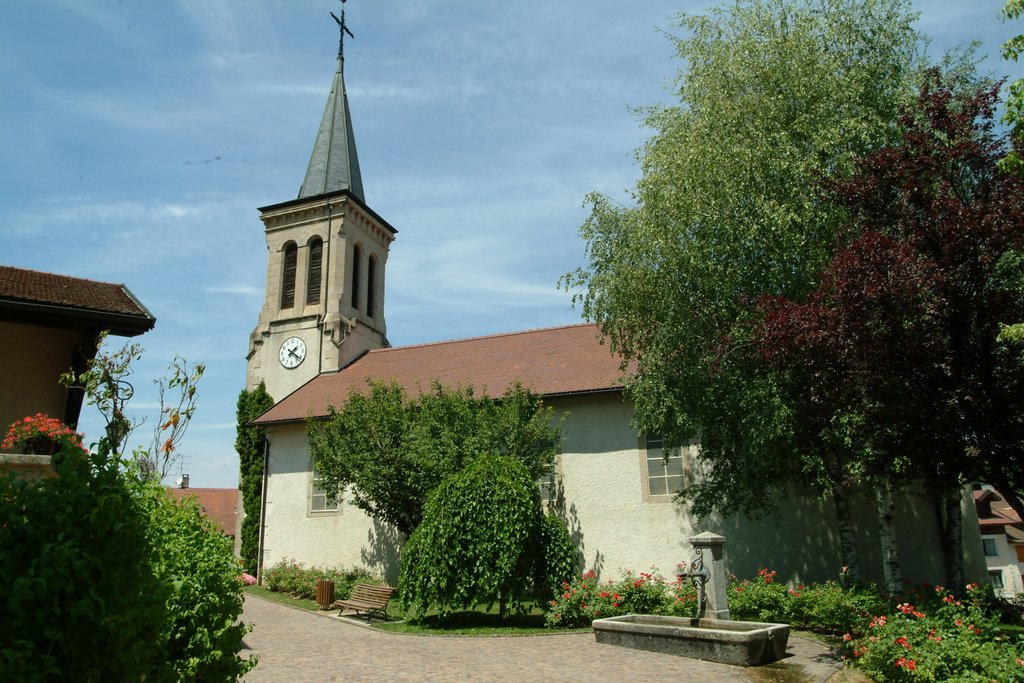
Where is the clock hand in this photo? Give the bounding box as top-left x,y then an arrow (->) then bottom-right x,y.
289,348 -> 300,359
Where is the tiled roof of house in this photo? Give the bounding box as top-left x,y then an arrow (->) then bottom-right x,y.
166,487 -> 240,537
0,266 -> 155,336
254,323 -> 626,425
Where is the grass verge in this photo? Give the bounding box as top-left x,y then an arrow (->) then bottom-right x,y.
246,586 -> 587,635
244,585 -> 320,612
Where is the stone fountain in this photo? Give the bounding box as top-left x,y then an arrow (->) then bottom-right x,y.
591,533 -> 790,666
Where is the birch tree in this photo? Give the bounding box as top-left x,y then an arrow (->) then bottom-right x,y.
564,0 -> 926,580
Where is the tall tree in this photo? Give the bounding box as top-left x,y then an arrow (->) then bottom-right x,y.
757,72 -> 1024,589
307,381 -> 560,536
563,0 -> 927,576
235,382 -> 274,575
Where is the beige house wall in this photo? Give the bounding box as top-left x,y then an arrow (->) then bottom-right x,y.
259,392 -> 987,588
0,321 -> 81,434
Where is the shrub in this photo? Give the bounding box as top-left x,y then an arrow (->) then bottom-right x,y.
0,446 -> 165,682
787,581 -> 890,635
545,570 -> 601,628
263,559 -> 379,600
0,429 -> 256,683
666,574 -> 702,618
400,454 -> 542,618
142,484 -> 255,683
544,569 -> 673,627
848,584 -> 1024,682
536,514 -> 579,601
727,568 -> 789,623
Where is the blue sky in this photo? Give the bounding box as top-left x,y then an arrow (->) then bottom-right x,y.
1,0 -> 1018,488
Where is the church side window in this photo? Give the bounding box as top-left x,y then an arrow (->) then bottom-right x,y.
538,457 -> 560,507
366,255 -> 377,318
281,242 -> 297,309
643,434 -> 685,500
310,462 -> 339,514
306,237 -> 323,305
350,244 -> 361,311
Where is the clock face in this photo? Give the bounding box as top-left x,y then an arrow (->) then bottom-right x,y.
279,336 -> 307,369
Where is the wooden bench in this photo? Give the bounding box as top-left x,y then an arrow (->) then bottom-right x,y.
335,584 -> 397,622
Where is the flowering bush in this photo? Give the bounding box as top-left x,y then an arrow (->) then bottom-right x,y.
263,558 -> 379,601
786,580 -> 889,635
847,583 -> 1024,682
544,569 -> 672,627
2,413 -> 86,455
727,567 -> 789,622
241,573 -> 257,586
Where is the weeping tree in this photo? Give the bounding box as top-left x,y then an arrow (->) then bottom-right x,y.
399,454 -> 544,619
563,0 -> 928,581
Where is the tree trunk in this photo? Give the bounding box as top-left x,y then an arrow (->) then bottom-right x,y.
875,480 -> 902,594
825,451 -> 861,583
940,485 -> 964,593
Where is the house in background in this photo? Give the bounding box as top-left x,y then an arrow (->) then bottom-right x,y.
974,488 -> 1024,597
166,475 -> 242,554
0,265 -> 155,441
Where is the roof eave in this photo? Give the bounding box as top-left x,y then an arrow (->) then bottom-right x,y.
0,297 -> 156,337
250,385 -> 625,428
258,189 -> 397,235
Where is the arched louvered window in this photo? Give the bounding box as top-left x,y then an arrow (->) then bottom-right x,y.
306,237 -> 323,305
366,255 -> 377,318
350,244 -> 361,310
281,242 -> 297,309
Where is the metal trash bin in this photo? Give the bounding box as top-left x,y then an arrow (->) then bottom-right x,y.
316,578 -> 335,610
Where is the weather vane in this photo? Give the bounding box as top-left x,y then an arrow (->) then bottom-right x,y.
330,0 -> 354,61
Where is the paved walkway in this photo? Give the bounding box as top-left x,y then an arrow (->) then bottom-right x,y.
240,595 -> 844,682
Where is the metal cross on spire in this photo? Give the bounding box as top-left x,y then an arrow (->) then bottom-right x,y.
330,0 -> 355,61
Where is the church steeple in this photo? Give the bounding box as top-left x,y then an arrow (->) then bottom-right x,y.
298,1 -> 364,201
249,0 -> 394,400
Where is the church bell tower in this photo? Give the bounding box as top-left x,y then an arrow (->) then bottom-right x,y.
247,3 -> 395,400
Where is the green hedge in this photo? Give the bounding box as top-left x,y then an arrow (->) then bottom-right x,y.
0,446 -> 255,682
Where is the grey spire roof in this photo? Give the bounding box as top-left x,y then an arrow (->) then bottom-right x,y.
298,56 -> 364,202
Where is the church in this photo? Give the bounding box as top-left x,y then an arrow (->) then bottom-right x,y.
246,13 -> 985,587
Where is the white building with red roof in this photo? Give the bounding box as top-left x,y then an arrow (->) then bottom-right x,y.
244,16 -> 986,588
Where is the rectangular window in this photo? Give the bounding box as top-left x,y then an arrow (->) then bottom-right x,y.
644,434 -> 685,499
310,465 -> 339,514
539,458 -> 559,506
989,569 -> 1005,590
983,537 -> 998,557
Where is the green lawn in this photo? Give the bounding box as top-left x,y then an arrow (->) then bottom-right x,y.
244,586 -> 587,635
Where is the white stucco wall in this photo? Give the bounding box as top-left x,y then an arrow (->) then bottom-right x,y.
260,423 -> 403,583
259,392 -> 987,588
981,532 -> 1024,597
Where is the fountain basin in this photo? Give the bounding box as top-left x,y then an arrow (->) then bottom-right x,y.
592,614 -> 790,666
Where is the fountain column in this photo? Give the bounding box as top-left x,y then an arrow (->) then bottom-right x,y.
690,532 -> 729,620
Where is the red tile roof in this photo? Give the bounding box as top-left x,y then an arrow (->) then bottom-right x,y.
166,487 -> 240,536
254,323 -> 627,425
0,266 -> 155,336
